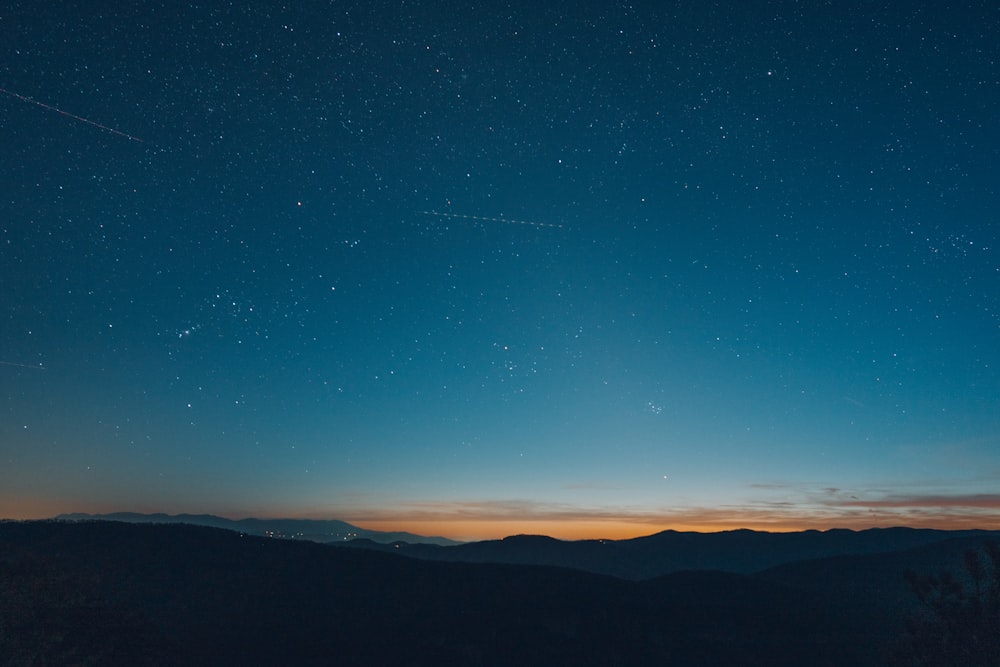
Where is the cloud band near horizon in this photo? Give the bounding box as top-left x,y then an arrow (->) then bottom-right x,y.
335,490 -> 1000,540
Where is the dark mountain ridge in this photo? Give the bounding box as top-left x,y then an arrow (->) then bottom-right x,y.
7,519 -> 979,666
338,525 -> 1000,579
55,511 -> 461,546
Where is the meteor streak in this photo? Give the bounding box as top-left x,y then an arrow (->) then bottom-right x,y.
0,360 -> 45,370
0,86 -> 144,143
421,210 -> 563,229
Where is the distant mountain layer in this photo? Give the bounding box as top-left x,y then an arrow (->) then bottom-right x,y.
52,514 -> 1000,581
336,526 -> 1000,579
54,512 -> 461,546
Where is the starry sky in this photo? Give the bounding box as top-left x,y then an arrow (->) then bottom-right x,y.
2,1 -> 999,540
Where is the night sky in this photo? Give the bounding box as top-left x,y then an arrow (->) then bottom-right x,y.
2,1 -> 998,540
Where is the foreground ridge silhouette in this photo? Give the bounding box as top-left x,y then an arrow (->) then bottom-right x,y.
889,540 -> 1000,666
4,520 -> 1000,665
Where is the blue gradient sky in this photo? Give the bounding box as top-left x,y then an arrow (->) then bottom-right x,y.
2,1 -> 998,540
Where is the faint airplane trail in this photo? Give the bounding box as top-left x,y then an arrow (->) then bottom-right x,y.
421,210 -> 563,229
0,86 -> 144,143
0,360 -> 45,370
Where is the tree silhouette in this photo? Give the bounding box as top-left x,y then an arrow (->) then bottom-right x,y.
889,540 -> 1000,666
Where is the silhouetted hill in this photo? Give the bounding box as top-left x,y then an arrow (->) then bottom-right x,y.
0,519 -> 948,666
757,534 -> 1000,635
339,526 -> 1000,579
55,511 -> 461,546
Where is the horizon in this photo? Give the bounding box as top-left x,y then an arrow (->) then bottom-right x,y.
6,505 -> 1000,543
3,2 -> 998,536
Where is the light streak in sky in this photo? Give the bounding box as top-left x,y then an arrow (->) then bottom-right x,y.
0,86 -> 144,143
0,361 -> 45,370
421,210 -> 563,229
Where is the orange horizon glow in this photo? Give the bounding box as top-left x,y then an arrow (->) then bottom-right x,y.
349,515 -> 1000,542
6,495 -> 999,542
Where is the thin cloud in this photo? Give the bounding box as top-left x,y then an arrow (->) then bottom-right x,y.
337,488 -> 1000,540
346,496 -> 994,528
326,474 -> 1000,540
838,494 -> 1000,509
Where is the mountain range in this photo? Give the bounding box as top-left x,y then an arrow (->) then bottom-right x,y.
55,511 -> 461,546
336,525 -> 1000,579
3,518 -> 998,665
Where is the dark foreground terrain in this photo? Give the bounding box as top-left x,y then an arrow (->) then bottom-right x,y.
1,520 -> 995,666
